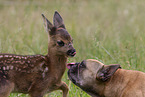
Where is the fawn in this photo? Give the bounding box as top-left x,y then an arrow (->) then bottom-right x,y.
0,11 -> 76,97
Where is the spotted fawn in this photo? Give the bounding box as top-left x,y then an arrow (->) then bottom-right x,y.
0,11 -> 76,97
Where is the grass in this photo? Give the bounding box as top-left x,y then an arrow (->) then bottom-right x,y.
0,0 -> 145,96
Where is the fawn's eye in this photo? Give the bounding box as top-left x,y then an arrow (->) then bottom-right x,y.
57,40 -> 65,46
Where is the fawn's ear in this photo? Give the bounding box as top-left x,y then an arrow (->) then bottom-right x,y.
53,11 -> 66,29
96,64 -> 121,82
42,14 -> 54,33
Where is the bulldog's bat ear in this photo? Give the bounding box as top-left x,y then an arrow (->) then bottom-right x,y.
96,64 -> 121,82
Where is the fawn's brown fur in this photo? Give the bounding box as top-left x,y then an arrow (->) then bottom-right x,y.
0,11 -> 76,97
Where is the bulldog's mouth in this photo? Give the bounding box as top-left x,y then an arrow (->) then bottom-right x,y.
67,62 -> 80,85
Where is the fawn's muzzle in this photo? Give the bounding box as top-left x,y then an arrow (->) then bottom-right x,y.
67,49 -> 76,57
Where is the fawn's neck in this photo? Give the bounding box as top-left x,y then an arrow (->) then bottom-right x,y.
47,50 -> 67,78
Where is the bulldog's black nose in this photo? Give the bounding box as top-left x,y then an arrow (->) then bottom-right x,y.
67,49 -> 76,57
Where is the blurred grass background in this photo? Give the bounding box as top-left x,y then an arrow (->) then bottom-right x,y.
0,0 -> 145,96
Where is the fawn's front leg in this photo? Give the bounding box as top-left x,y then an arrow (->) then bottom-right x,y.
29,90 -> 43,97
0,80 -> 14,97
58,81 -> 69,97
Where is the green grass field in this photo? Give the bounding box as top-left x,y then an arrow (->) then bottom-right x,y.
0,0 -> 145,96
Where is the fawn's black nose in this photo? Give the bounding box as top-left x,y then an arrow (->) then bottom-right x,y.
67,49 -> 76,57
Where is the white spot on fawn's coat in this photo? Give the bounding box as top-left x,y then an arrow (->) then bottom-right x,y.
10,66 -> 14,70
4,55 -> 9,57
3,67 -> 6,70
0,55 -> 3,58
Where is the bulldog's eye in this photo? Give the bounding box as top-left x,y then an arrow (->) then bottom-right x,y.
79,63 -> 86,68
80,64 -> 83,67
57,40 -> 65,46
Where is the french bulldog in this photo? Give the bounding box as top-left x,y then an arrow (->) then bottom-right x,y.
67,59 -> 145,97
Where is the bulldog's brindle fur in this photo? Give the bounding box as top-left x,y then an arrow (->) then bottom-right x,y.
67,59 -> 145,97
0,11 -> 76,97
